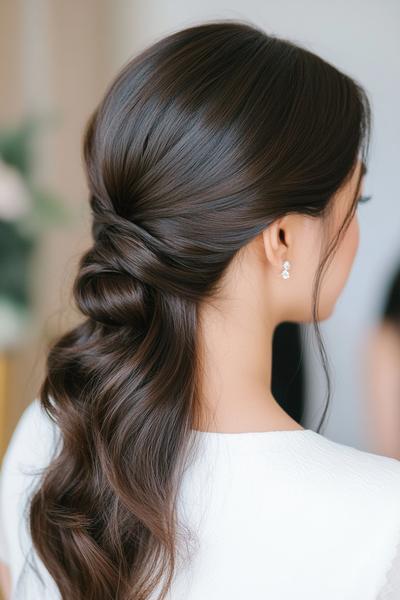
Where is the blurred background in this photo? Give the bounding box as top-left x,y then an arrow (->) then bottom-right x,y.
0,0 -> 399,465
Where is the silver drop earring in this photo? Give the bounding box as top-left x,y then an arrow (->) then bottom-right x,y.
281,260 -> 291,279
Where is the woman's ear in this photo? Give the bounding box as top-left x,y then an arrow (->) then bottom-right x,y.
262,216 -> 291,270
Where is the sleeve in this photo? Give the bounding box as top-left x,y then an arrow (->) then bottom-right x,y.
376,537 -> 400,599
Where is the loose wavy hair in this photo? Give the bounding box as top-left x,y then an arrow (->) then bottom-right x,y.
28,19 -> 371,599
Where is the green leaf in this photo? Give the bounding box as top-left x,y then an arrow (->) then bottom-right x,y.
0,111 -> 63,177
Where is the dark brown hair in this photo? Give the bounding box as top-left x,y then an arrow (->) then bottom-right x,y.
28,19 -> 371,599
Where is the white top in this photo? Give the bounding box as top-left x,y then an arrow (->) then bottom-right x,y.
1,398 -> 400,599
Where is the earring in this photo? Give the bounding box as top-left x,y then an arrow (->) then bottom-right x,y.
281,260 -> 291,279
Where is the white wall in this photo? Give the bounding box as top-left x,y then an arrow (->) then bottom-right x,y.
109,0 -> 400,450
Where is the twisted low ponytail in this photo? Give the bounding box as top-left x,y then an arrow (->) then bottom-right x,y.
31,189 -> 202,598
29,20 -> 371,599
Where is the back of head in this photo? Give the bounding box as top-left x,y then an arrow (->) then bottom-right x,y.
28,19 -> 371,600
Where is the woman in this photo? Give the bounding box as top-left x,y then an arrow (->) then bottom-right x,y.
0,19 -> 399,600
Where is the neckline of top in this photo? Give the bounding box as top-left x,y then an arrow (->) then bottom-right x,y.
190,428 -> 314,437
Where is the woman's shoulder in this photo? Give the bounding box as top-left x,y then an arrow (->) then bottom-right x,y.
0,397 -> 59,544
311,431 -> 400,491
0,398 -> 61,597
305,429 -> 400,497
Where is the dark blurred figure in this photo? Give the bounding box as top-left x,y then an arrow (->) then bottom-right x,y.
363,261 -> 400,459
272,322 -> 305,426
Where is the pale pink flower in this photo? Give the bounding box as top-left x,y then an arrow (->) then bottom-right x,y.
0,158 -> 32,221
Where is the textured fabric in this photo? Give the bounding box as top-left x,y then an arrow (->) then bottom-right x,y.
377,538 -> 400,599
1,398 -> 400,599
0,399 -> 61,599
